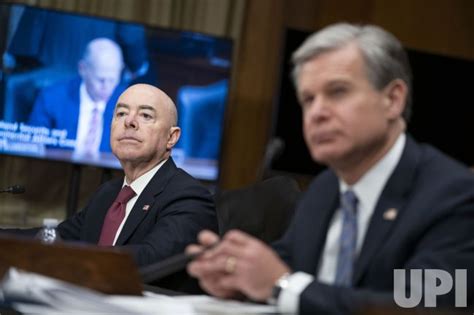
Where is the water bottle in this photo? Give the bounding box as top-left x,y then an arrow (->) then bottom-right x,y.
35,218 -> 62,244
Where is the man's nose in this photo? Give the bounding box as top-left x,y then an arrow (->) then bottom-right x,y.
306,98 -> 330,121
124,113 -> 138,129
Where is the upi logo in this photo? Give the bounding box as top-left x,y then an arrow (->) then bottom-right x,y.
393,269 -> 467,308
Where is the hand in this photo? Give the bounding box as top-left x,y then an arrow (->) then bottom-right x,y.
186,230 -> 240,299
187,229 -> 291,302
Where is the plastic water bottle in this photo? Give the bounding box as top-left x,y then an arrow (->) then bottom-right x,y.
35,218 -> 62,244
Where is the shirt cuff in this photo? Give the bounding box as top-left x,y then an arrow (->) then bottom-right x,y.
277,271 -> 314,314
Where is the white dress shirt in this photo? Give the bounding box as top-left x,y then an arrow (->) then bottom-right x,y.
112,159 -> 167,245
74,83 -> 106,158
277,134 -> 406,314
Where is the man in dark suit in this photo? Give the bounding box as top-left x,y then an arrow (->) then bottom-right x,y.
7,83 -> 217,291
27,38 -> 126,157
186,23 -> 474,313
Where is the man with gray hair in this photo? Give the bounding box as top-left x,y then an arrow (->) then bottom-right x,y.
186,23 -> 474,314
28,38 -> 126,158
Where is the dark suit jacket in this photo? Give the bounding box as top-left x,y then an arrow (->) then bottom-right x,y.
58,158 -> 217,291
274,136 -> 474,314
28,77 -> 126,153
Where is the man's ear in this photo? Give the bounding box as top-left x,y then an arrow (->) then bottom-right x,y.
383,79 -> 408,120
166,126 -> 181,150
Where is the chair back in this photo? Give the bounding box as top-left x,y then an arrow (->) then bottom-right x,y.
215,176 -> 301,243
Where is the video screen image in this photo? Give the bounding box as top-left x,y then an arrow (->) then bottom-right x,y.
0,4 -> 233,181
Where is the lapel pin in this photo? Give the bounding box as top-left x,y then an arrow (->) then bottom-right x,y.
383,208 -> 398,221
142,205 -> 150,211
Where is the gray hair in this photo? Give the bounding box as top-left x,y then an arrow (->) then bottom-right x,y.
82,37 -> 124,68
291,23 -> 412,121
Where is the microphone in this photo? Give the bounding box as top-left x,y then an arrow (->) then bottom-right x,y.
259,137 -> 285,180
0,185 -> 26,194
139,242 -> 217,283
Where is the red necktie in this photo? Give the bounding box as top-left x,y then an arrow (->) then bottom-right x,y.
98,185 -> 136,246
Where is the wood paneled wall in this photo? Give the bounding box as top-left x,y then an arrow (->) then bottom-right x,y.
218,0 -> 285,189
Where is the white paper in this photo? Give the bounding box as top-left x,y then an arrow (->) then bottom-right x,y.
1,268 -> 278,314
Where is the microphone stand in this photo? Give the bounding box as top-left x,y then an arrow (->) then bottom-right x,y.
257,137 -> 285,181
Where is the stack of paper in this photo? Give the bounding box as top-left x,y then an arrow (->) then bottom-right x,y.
1,268 -> 278,314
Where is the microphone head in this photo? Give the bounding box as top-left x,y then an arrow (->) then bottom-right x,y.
266,137 -> 285,161
8,185 -> 25,194
260,137 -> 286,180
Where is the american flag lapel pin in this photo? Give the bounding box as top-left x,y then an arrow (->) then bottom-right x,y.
142,205 -> 150,211
383,208 -> 398,221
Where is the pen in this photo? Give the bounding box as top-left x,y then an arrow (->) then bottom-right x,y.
139,242 -> 218,283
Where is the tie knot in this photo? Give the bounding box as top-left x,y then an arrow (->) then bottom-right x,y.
341,190 -> 358,214
91,103 -> 100,113
116,185 -> 136,204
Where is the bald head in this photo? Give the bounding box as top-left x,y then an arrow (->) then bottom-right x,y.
120,84 -> 178,127
82,38 -> 124,68
79,38 -> 124,102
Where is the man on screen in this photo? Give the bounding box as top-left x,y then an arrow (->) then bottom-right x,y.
186,23 -> 474,313
27,37 -> 126,158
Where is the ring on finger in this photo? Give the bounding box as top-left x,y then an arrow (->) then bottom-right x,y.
224,256 -> 237,274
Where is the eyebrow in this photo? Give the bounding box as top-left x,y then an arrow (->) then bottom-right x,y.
137,105 -> 156,112
326,79 -> 351,87
115,103 -> 128,110
115,103 -> 156,112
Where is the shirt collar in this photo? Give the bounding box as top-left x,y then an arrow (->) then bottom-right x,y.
122,159 -> 168,196
339,133 -> 406,212
80,82 -> 106,112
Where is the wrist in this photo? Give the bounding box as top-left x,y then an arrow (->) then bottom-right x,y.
267,272 -> 291,305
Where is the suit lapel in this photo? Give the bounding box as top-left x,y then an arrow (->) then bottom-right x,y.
297,172 -> 340,274
115,159 -> 177,245
67,78 -> 81,139
353,136 -> 421,284
100,83 -> 126,152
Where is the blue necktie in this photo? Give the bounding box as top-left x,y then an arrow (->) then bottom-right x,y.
334,190 -> 358,286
